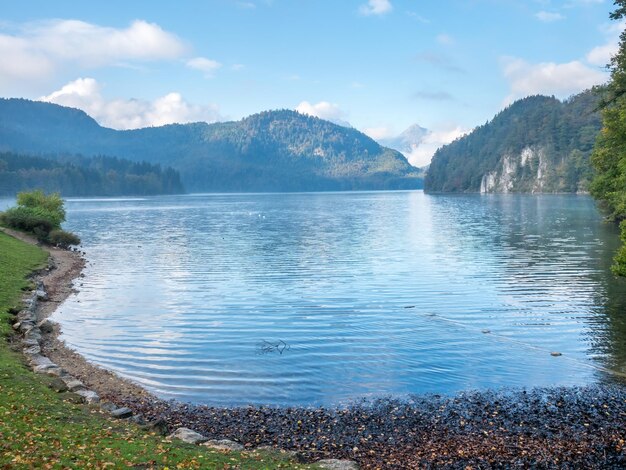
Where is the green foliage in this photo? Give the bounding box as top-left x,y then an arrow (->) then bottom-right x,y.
590,1 -> 626,276
425,90 -> 602,193
48,229 -> 81,248
0,152 -> 185,197
0,190 -> 80,247
0,101 -> 422,192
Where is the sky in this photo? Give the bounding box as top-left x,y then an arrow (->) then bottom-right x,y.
0,0 -> 620,166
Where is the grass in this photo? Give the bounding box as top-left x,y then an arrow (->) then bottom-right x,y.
0,232 -> 313,469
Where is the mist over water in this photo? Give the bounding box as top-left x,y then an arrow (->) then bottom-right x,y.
35,191 -> 626,406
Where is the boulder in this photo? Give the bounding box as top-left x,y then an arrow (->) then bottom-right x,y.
23,344 -> 41,356
37,319 -> 55,334
75,390 -> 100,405
110,407 -> 133,419
168,427 -> 208,445
202,439 -> 244,451
317,459 -> 360,470
62,378 -> 86,392
141,418 -> 169,436
48,377 -> 68,392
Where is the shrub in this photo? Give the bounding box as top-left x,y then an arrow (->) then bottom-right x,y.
0,206 -> 55,237
47,229 -> 81,248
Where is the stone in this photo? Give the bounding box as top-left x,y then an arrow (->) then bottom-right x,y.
62,392 -> 85,404
19,321 -> 36,333
129,414 -> 146,425
34,363 -> 60,374
62,378 -> 86,392
35,282 -> 48,301
21,338 -> 40,347
317,459 -> 360,470
24,329 -> 42,342
168,427 -> 208,445
99,401 -> 118,413
48,377 -> 69,392
37,319 -> 55,334
29,355 -> 54,368
141,418 -> 169,436
24,344 -> 41,356
75,390 -> 100,405
17,310 -> 35,322
43,367 -> 66,377
110,407 -> 133,419
202,439 -> 244,451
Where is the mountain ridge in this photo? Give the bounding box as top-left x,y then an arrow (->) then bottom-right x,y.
0,99 -> 423,192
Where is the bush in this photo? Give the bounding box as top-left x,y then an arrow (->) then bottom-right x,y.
47,229 -> 81,248
1,190 -> 79,249
0,207 -> 55,236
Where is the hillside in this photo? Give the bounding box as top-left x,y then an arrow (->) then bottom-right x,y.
0,100 -> 422,192
424,90 -> 602,193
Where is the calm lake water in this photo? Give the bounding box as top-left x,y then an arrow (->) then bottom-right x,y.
5,191 -> 626,406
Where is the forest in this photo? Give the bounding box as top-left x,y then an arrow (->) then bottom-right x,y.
0,152 -> 184,196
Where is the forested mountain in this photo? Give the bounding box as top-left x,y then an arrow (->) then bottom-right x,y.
424,90 -> 602,193
0,152 -> 184,196
0,100 -> 422,192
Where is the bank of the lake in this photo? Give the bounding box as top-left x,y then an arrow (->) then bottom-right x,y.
0,230 -> 312,469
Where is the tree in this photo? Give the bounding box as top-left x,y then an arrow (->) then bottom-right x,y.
590,0 -> 626,275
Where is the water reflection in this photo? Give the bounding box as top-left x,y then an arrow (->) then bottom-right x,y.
30,191 -> 626,406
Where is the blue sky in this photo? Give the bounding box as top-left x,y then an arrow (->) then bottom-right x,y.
0,0 -> 618,165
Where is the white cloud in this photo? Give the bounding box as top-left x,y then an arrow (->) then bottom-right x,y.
535,11 -> 565,22
406,125 -> 469,167
0,19 -> 186,87
586,21 -> 625,66
359,0 -> 392,16
295,100 -> 351,126
186,57 -> 222,78
502,57 -> 607,102
363,126 -> 395,140
40,77 -> 221,130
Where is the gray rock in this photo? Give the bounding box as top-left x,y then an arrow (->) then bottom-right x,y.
317,460 -> 360,470
24,329 -> 42,342
35,282 -> 48,301
29,355 -> 54,368
62,392 -> 85,404
43,367 -> 67,377
48,377 -> 69,392
75,389 -> 100,405
168,427 -> 208,444
141,418 -> 169,436
99,401 -> 118,413
62,378 -> 86,392
19,321 -> 36,333
17,310 -> 35,322
23,344 -> 41,356
129,414 -> 146,425
34,363 -> 60,374
37,319 -> 55,334
110,407 -> 133,419
21,338 -> 40,347
202,439 -> 244,451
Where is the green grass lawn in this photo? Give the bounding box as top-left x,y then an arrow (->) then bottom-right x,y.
0,232 -> 311,469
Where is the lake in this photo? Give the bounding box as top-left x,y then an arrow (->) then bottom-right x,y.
6,191 -> 626,406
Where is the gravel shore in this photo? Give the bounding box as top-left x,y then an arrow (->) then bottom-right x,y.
8,227 -> 626,469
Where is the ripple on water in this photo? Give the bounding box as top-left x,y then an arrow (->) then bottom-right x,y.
51,192 -> 626,406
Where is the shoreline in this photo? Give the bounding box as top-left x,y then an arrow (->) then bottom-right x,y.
5,227 -> 626,468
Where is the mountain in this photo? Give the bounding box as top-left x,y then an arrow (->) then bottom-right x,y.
424,89 -> 602,193
0,99 -> 423,192
0,152 -> 184,197
379,124 -> 429,155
